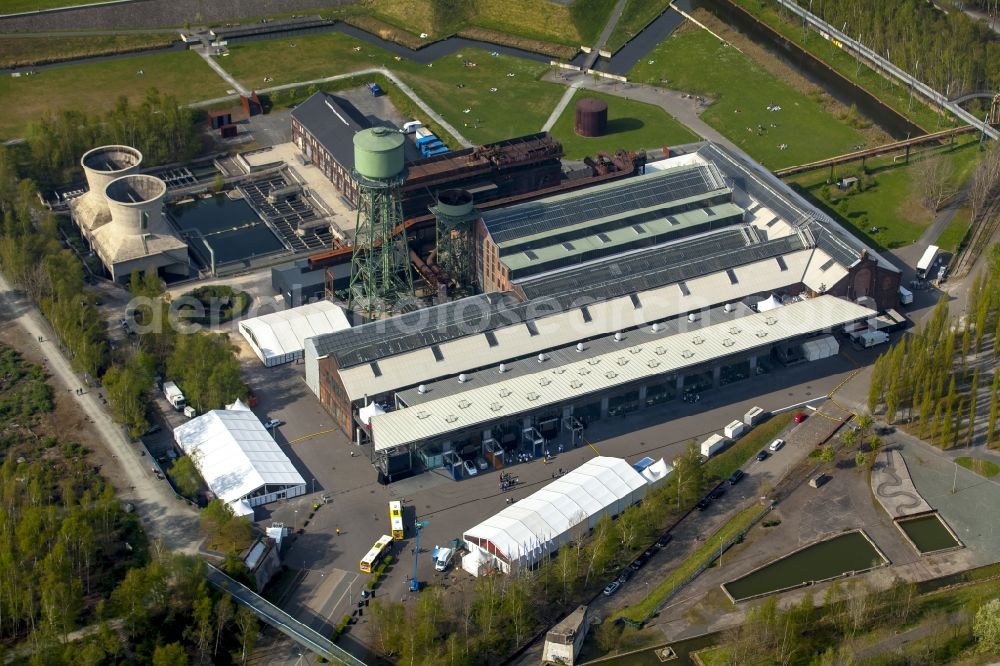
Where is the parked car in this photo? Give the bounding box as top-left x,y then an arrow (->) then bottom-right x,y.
263,419 -> 284,429
696,498 -> 711,511
655,534 -> 673,548
143,424 -> 162,436
603,581 -> 621,596
794,412 -> 807,424
876,426 -> 895,436
475,456 -> 489,471
708,487 -> 725,500
769,438 -> 785,452
756,450 -> 769,462
463,459 -> 478,476
618,569 -> 632,584
728,469 -> 745,485
628,556 -> 647,571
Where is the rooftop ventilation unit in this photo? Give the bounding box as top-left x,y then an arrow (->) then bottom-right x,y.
458,373 -> 468,383
651,323 -> 662,333
576,342 -> 585,352
688,313 -> 698,323
724,303 -> 734,313
498,363 -> 507,374
537,353 -> 546,363
417,384 -> 427,394
614,332 -> 623,342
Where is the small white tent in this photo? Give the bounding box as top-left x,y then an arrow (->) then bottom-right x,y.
756,294 -> 783,312
240,300 -> 351,367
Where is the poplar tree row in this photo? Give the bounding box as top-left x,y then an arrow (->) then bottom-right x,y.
869,244 -> 1000,448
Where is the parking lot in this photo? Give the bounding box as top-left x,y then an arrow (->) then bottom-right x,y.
213,350 -> 870,648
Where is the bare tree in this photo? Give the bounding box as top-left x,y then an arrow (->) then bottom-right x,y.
969,144 -> 1000,223
913,154 -> 958,212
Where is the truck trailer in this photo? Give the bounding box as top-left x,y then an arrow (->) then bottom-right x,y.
163,381 -> 186,411
724,420 -> 747,439
916,245 -> 940,278
700,434 -> 728,458
859,330 -> 890,348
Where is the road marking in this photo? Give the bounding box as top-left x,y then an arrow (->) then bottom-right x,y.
583,436 -> 601,456
288,428 -> 339,444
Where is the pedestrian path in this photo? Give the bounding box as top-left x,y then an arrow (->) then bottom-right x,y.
195,45 -> 248,97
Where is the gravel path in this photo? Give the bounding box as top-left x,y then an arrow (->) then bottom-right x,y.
0,272 -> 200,553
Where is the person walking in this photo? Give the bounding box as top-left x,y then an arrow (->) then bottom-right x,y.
336,528 -> 341,536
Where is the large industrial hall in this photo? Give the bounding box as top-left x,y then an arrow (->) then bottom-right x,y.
302,139 -> 899,482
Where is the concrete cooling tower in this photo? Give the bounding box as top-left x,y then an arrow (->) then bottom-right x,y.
70,145 -> 189,282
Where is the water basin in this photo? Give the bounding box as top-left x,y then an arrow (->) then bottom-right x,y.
897,514 -> 961,554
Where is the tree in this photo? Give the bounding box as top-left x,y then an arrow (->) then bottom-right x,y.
819,445 -> 836,464
913,154 -> 957,212
103,351 -> 154,437
672,442 -> 704,508
152,642 -> 189,666
974,599 -> 1000,654
170,455 -> 203,497
988,370 -> 999,447
214,595 -> 234,657
234,606 -> 258,665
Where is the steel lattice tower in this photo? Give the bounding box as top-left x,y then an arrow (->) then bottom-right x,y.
348,128 -> 413,317
430,189 -> 478,293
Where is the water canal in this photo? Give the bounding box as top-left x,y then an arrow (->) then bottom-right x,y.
723,530 -> 887,602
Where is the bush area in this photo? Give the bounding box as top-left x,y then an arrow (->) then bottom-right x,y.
701,568 -> 1000,664
332,613 -> 352,642
178,285 -> 251,325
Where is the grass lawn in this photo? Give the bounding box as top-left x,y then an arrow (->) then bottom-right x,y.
222,35 -> 565,146
548,89 -> 699,159
629,28 -> 866,170
935,208 -> 971,253
606,0 -> 672,53
729,0 -> 955,133
2,0 -> 95,12
784,137 -> 983,250
0,34 -> 175,69
955,456 -> 1000,478
0,50 -> 227,139
615,503 -> 766,624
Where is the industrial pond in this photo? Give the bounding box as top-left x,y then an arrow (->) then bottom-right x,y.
169,194 -> 285,267
723,530 -> 887,602
897,514 -> 961,554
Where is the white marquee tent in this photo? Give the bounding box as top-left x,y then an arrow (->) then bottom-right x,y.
461,456 -> 669,575
756,294 -> 783,312
240,300 -> 351,367
173,401 -> 306,514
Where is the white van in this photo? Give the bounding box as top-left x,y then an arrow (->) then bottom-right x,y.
434,547 -> 455,571
402,120 -> 423,134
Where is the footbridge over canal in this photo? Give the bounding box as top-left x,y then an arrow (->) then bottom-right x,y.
774,125 -> 978,178
206,564 -> 367,666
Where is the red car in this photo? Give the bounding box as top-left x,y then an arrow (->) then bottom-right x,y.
794,412 -> 807,424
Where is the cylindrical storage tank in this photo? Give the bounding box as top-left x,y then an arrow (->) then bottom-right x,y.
104,174 -> 167,235
353,127 -> 405,180
81,145 -> 142,197
575,97 -> 608,137
435,189 -> 474,218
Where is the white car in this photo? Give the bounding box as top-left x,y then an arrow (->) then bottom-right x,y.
263,419 -> 284,429
769,438 -> 785,452
463,459 -> 478,477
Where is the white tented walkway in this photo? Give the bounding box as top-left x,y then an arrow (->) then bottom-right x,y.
173,400 -> 306,513
240,300 -> 351,366
461,456 -> 669,575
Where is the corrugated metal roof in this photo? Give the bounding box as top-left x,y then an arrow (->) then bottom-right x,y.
370,295 -> 874,450
481,163 -> 728,246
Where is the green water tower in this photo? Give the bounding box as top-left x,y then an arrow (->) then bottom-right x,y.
353,127 -> 405,180
349,127 -> 413,317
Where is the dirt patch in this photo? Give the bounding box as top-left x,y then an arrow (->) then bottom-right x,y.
690,8 -> 890,146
